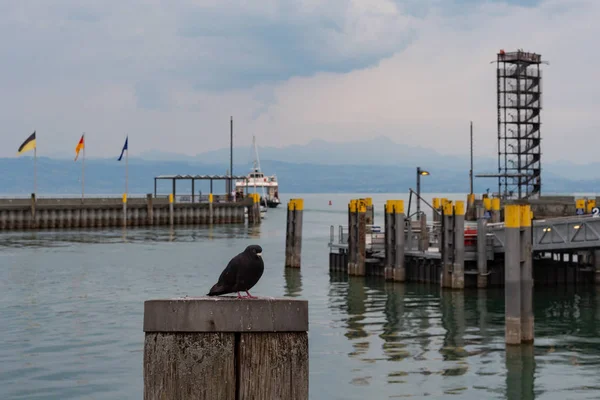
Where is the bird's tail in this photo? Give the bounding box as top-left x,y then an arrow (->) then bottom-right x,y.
207,284 -> 227,296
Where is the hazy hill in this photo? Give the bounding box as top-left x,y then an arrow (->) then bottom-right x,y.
0,155 -> 598,196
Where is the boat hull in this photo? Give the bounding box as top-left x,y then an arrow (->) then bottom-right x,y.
264,198 -> 280,208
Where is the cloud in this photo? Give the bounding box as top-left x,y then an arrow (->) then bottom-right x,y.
0,0 -> 598,168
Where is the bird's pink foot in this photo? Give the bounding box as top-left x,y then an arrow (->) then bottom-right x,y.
245,291 -> 257,299
237,292 -> 245,299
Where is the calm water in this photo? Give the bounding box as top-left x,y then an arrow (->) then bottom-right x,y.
1,192 -> 600,399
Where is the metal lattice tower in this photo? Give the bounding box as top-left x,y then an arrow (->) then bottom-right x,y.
496,49 -> 544,200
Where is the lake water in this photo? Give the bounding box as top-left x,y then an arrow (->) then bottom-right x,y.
1,192 -> 600,399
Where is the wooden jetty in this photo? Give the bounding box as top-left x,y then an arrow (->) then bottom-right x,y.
329,195 -> 600,344
0,175 -> 265,230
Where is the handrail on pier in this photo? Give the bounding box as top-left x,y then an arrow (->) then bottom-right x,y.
407,188 -> 442,219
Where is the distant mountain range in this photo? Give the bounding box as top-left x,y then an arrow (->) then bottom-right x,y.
3,137 -> 599,195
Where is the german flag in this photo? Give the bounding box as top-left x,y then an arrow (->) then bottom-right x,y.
75,134 -> 85,161
17,131 -> 36,155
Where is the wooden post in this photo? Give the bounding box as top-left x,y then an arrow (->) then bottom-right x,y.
452,200 -> 465,289
476,206 -> 488,288
440,201 -> 453,288
355,199 -> 367,276
169,194 -> 174,226
364,197 -> 374,225
30,193 -> 36,229
209,193 -> 214,224
384,201 -> 392,279
143,297 -> 309,400
347,200 -> 358,275
491,198 -> 501,223
466,193 -> 476,220
504,204 -> 521,345
432,198 -> 440,223
254,193 -> 261,223
122,193 -> 128,228
285,199 -> 304,268
146,193 -> 153,226
393,200 -> 406,281
520,204 -> 534,344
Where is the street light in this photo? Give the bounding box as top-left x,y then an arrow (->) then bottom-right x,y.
416,167 -> 430,220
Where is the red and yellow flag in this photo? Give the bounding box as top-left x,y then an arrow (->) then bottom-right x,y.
75,134 -> 85,161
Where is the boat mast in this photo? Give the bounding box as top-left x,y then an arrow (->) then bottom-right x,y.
252,135 -> 268,209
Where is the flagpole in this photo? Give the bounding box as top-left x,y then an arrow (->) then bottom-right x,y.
125,137 -> 129,198
34,146 -> 37,197
82,133 -> 85,201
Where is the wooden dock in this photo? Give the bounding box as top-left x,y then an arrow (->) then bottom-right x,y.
329,196 -> 600,288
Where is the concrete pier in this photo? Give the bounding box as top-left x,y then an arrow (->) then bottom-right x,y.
285,199 -> 304,268
143,297 -> 309,400
0,194 -> 248,230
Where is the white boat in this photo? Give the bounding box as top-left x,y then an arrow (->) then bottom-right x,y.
235,136 -> 281,209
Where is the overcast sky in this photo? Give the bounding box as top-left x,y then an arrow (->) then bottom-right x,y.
1,0 -> 597,163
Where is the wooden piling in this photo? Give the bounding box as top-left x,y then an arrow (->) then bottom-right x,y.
466,193 -> 476,220
285,199 -> 304,268
209,193 -> 214,224
143,297 -> 309,400
31,193 -> 37,229
122,193 -> 127,228
384,200 -> 406,281
491,198 -> 501,223
348,199 -> 366,276
364,197 -> 374,225
504,204 -> 522,345
146,194 -> 153,225
394,200 -> 406,281
441,201 -> 453,288
347,200 -> 357,275
247,193 -> 260,224
169,194 -> 174,226
452,201 -> 465,289
432,198 -> 441,223
520,204 -> 534,344
476,206 -> 488,288
357,199 -> 367,276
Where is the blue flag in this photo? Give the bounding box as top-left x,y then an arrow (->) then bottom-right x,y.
118,136 -> 128,161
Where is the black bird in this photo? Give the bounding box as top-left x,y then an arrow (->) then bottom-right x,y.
207,244 -> 264,299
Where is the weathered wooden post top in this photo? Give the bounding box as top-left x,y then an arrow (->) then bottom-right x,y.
143,296 -> 309,400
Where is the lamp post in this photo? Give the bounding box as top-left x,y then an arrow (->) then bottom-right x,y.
416,167 -> 430,220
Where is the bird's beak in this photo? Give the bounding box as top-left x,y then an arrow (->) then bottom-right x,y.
257,252 -> 262,258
